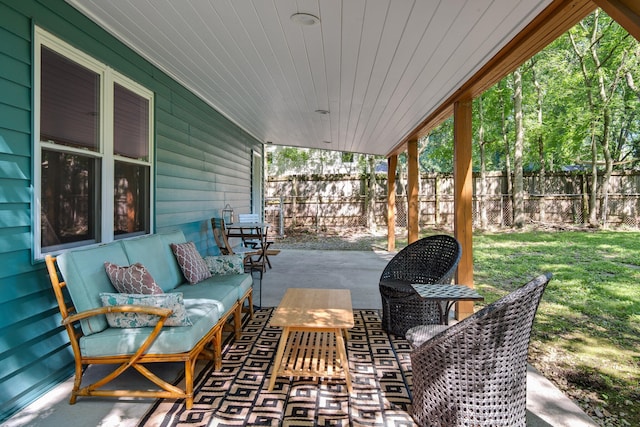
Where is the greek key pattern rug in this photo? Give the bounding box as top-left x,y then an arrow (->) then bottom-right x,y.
139,309 -> 416,426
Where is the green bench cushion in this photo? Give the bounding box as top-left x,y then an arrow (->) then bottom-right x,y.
57,243 -> 129,336
122,230 -> 186,292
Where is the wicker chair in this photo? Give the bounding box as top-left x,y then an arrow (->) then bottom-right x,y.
406,273 -> 552,427
379,235 -> 462,336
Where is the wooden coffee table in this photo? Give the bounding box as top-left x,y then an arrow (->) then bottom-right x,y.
267,288 -> 354,393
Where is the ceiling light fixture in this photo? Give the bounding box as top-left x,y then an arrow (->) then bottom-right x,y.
291,13 -> 320,26
315,109 -> 330,115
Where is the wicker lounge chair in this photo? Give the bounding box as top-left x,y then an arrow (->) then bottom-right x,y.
406,273 -> 552,427
379,235 -> 462,336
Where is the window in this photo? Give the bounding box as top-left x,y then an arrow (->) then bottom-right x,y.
35,28 -> 153,258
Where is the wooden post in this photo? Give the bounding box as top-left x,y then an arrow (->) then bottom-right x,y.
407,139 -> 419,244
387,155 -> 397,251
454,98 -> 475,320
592,0 -> 640,42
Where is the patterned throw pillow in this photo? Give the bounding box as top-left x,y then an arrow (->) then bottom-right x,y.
99,292 -> 192,327
104,262 -> 163,294
204,254 -> 244,275
170,241 -> 212,284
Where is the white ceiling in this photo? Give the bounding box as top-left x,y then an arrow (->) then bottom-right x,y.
66,0 -> 552,156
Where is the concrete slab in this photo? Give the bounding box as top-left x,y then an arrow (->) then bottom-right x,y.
258,248 -> 394,308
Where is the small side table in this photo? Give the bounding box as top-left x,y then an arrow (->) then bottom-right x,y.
411,284 -> 484,325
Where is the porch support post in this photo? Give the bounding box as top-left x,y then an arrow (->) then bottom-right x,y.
453,98 -> 475,320
592,0 -> 640,42
387,155 -> 397,251
407,139 -> 419,244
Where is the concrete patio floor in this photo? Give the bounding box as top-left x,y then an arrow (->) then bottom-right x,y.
3,249 -> 598,427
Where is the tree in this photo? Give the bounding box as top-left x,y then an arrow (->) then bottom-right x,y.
497,79 -> 514,225
569,10 -> 634,226
366,155 -> 378,232
267,147 -> 311,176
476,94 -> 489,228
531,58 -> 547,222
419,118 -> 454,173
513,66 -> 525,228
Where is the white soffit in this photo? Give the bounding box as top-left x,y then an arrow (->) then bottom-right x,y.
65,0 -> 552,155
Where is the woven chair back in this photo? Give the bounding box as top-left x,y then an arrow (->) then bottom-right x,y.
380,234 -> 462,285
410,273 -> 551,427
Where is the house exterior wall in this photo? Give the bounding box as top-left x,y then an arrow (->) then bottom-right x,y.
0,0 -> 262,420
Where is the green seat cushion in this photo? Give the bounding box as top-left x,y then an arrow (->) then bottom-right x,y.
79,298 -> 220,357
196,273 -> 252,303
226,273 -> 253,300
170,276 -> 247,314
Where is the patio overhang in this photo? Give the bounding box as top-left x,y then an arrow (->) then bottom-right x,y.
64,0 -> 640,320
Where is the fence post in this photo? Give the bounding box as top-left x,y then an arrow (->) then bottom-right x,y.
434,175 -> 440,225
291,176 -> 298,229
581,173 -> 588,225
278,196 -> 284,237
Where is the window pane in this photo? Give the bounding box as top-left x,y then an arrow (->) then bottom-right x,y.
114,83 -> 149,160
41,150 -> 98,249
114,161 -> 150,236
40,47 -> 100,150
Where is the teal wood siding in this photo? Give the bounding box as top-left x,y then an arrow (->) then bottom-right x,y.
0,0 -> 262,421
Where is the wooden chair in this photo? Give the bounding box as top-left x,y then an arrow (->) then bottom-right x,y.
236,213 -> 263,249
211,217 -> 266,274
235,214 -> 279,269
237,213 -> 260,223
406,273 -> 552,427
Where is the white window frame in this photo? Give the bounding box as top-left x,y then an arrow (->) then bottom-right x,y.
33,27 -> 154,260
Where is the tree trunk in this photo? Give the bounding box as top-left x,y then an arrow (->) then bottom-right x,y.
513,68 -> 525,228
589,23 -> 625,227
499,80 -> 513,226
589,130 -> 600,226
367,155 -> 377,232
532,60 -> 546,223
570,10 -> 627,227
478,96 -> 488,229
569,27 -> 600,227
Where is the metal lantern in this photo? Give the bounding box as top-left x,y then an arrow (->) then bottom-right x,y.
222,204 -> 234,225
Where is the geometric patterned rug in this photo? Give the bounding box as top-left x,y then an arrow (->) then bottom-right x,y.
138,309 -> 417,426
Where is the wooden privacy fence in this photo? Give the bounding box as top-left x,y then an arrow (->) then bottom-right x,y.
265,171 -> 640,234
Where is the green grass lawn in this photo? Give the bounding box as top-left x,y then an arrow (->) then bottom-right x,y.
471,230 -> 640,425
